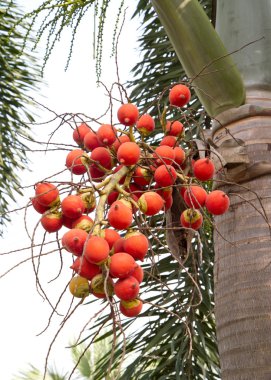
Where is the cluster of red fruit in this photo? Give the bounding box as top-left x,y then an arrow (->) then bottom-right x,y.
30,83 -> 230,318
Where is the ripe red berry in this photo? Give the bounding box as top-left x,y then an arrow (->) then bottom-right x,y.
169,84 -> 191,107
117,142 -> 141,166
96,124 -> 117,146
133,166 -> 152,186
62,215 -> 76,229
117,103 -> 139,126
154,145 -> 175,166
138,191 -> 164,216
71,256 -> 101,280
89,164 -> 105,182
61,195 -> 85,219
31,197 -> 49,214
123,231 -> 149,261
112,237 -> 125,254
73,123 -> 91,145
41,212 -> 63,233
109,252 -> 137,279
154,165 -> 177,187
35,182 -> 59,208
165,120 -> 184,137
84,131 -> 102,151
100,228 -> 121,249
62,228 -> 88,256
114,276 -> 140,301
193,158 -> 215,181
205,190 -> 230,215
108,200 -> 133,230
179,185 -> 187,199
130,265 -> 144,283
136,114 -> 155,135
84,235 -> 110,265
91,147 -> 113,170
173,146 -> 186,167
154,183 -> 173,200
183,185 -> 207,209
107,191 -> 119,206
160,135 -> 178,148
66,149 -> 89,175
112,134 -> 131,152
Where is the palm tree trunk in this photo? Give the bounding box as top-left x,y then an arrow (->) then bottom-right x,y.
212,99 -> 271,379
213,1 -> 271,378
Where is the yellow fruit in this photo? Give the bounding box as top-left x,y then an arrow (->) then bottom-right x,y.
69,275 -> 90,298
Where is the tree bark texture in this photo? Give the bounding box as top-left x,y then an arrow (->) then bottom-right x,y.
212,94 -> 271,379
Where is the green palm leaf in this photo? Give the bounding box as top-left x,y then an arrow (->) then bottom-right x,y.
0,0 -> 41,235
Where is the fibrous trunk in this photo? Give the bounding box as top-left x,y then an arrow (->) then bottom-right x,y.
212,99 -> 271,379
213,1 -> 271,378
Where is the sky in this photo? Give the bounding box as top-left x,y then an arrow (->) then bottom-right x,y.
0,1 -> 140,378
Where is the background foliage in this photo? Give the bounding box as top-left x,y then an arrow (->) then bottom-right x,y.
0,0 -> 40,235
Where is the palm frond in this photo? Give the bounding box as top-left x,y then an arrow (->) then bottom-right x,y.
0,0 -> 41,235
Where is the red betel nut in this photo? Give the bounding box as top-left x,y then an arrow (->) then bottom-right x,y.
73,123 -> 91,145
62,228 -> 88,256
117,142 -> 141,166
84,235 -> 110,265
183,185 -> 207,209
35,182 -> 59,207
100,229 -> 121,249
165,120 -> 184,137
96,124 -> 117,146
205,190 -> 230,215
84,131 -> 102,151
138,191 -> 164,216
154,145 -> 175,166
61,195 -> 85,219
108,200 -> 133,230
154,165 -> 177,187
114,276 -> 140,301
193,158 -> 215,181
130,265 -> 144,283
31,197 -> 49,214
41,212 -> 63,233
109,252 -> 137,279
71,256 -> 101,280
136,114 -> 155,136
123,231 -> 149,261
91,147 -> 113,170
66,149 -> 89,175
169,84 -> 191,107
117,103 -> 139,126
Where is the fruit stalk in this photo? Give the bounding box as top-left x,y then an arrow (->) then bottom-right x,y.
93,165 -> 129,235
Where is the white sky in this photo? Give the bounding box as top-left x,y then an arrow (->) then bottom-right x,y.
1,1 -> 140,378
